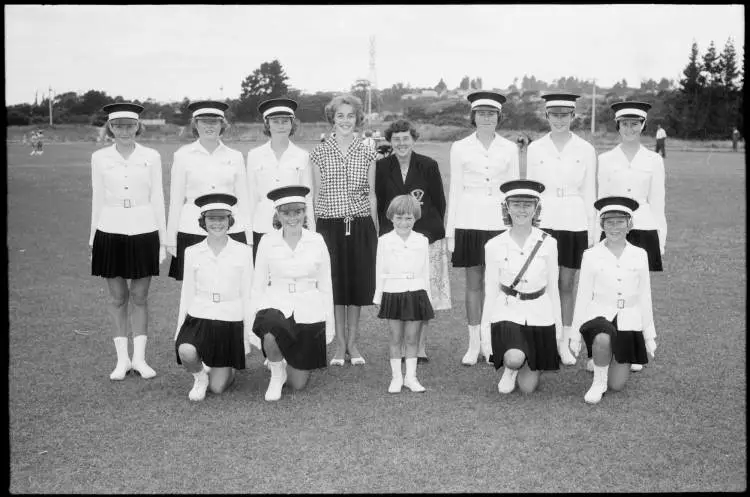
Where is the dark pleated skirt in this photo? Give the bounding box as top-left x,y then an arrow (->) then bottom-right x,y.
252,308 -> 327,371
579,316 -> 648,365
316,217 -> 376,306
175,315 -> 246,369
168,231 -> 248,280
451,228 -> 504,267
377,290 -> 435,321
489,321 -> 560,371
600,229 -> 662,272
91,229 -> 160,279
252,231 -> 266,264
541,228 -> 588,269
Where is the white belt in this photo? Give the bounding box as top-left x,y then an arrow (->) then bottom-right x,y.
270,278 -> 318,293
197,290 -> 241,303
463,185 -> 501,197
593,294 -> 639,309
383,273 -> 426,287
106,198 -> 148,208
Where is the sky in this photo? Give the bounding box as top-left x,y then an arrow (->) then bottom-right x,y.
5,4 -> 746,105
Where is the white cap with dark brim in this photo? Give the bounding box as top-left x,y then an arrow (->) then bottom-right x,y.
267,185 -> 311,208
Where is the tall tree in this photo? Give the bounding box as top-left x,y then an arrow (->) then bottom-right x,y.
677,41 -> 702,138
236,59 -> 290,121
459,76 -> 470,90
434,78 -> 448,94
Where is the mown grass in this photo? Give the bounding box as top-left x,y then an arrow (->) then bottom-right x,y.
7,142 -> 746,493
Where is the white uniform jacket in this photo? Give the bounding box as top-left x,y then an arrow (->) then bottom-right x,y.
445,132 -> 520,237
526,133 -> 597,243
373,230 -> 432,304
251,229 -> 334,343
571,241 -> 656,341
246,141 -> 315,234
481,228 -> 562,340
166,140 -> 251,246
176,238 -> 259,353
598,145 -> 667,253
90,143 -> 166,245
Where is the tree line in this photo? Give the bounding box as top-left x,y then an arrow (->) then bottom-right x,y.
6,39 -> 742,140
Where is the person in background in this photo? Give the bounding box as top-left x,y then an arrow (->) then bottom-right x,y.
166,100 -> 251,281
247,97 -> 313,263
90,103 -> 166,381
655,124 -> 667,158
569,196 -> 657,404
732,128 -> 741,152
597,101 -> 666,373
374,195 -> 434,393
526,92 -> 597,367
309,94 -> 378,366
251,186 -> 334,401
445,91 -> 520,366
175,193 -> 257,401
375,119 -> 449,363
482,179 -> 562,395
362,129 -> 376,151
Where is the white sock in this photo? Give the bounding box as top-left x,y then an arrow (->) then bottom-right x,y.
390,358 -> 403,379
132,335 -> 148,364
113,337 -> 129,363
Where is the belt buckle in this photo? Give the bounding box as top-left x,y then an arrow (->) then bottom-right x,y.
124,199 -> 132,208
405,272 -> 414,279
617,299 -> 625,309
212,292 -> 221,303
289,283 -> 296,293
556,188 -> 565,197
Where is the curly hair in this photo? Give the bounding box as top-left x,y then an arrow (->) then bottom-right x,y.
501,197 -> 542,227
384,119 -> 420,142
324,94 -> 365,128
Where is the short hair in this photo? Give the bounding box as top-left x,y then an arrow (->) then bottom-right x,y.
384,119 -> 420,142
615,117 -> 647,133
599,211 -> 633,230
190,116 -> 229,138
262,117 -> 298,138
324,94 -> 365,128
470,108 -> 501,128
385,194 -> 422,222
105,120 -> 144,138
501,196 -> 542,227
198,212 -> 235,231
272,202 -> 308,229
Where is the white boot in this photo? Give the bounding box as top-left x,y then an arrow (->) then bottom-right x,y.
584,364 -> 609,404
403,358 -> 425,392
497,367 -> 518,394
388,358 -> 403,393
109,337 -> 131,380
559,327 -> 577,366
630,364 -> 643,372
585,358 -> 595,372
131,335 -> 156,379
265,360 -> 287,401
188,365 -> 210,401
479,324 -> 492,364
461,325 -> 481,365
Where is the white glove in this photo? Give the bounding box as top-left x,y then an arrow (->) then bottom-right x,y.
166,245 -> 177,257
446,237 -> 455,253
645,339 -> 657,359
159,245 -> 166,264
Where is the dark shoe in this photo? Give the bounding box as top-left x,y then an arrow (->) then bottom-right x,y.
417,356 -> 429,364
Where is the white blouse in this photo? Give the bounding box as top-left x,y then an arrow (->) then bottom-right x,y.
176,238 -> 258,353
166,140 -> 251,246
373,230 -> 432,304
246,141 -> 314,234
571,241 -> 656,340
598,144 -> 667,253
89,143 -> 166,245
481,228 -> 562,335
526,133 -> 597,241
251,229 -> 334,343
445,132 -> 520,236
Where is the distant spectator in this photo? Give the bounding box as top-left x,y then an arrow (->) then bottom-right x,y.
35,130 -> 44,155
29,130 -> 38,156
362,130 -> 376,150
732,128 -> 741,152
655,124 -> 667,158
320,132 -> 327,143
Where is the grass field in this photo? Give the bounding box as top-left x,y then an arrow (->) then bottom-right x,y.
8,140 -> 747,493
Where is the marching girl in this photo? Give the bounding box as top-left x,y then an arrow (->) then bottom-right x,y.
166,100 -> 252,281
247,97 -> 314,264
374,195 -> 434,393
568,196 -> 657,404
445,91 -> 520,366
90,102 -> 166,380
597,101 -> 666,372
174,193 -> 257,401
526,92 -> 597,366
481,180 -> 563,394
251,186 -> 334,402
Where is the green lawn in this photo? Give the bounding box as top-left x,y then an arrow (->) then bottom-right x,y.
7,141 -> 746,492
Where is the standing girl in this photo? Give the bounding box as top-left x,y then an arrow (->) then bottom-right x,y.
90,103 -> 166,380
445,91 -> 520,366
374,195 -> 434,393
